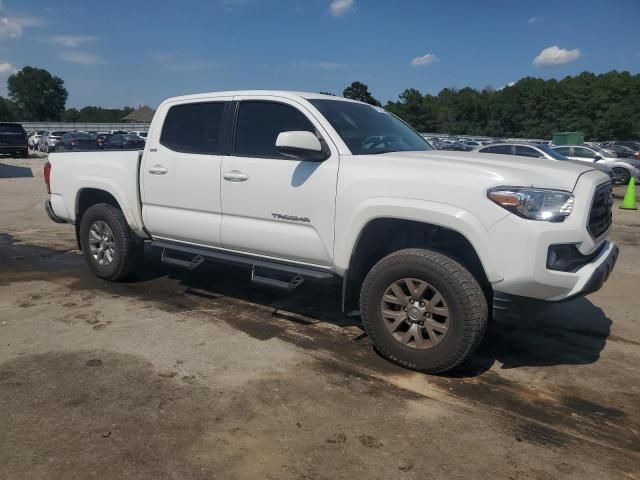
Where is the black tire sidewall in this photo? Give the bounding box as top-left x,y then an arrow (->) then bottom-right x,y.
360,250 -> 487,373
79,204 -> 133,280
613,168 -> 630,185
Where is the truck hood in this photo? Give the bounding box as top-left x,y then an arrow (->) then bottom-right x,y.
385,150 -> 599,192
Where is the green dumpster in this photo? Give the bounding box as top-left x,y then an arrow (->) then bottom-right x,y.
552,132 -> 584,145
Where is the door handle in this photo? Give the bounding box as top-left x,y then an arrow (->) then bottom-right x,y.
223,170 -> 249,182
148,165 -> 168,175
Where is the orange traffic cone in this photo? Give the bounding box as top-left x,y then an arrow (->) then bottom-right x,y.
620,177 -> 637,210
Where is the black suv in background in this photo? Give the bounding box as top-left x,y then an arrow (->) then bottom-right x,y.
0,122 -> 28,158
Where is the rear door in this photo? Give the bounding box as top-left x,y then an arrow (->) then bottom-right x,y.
141,98 -> 231,247
219,96 -> 339,266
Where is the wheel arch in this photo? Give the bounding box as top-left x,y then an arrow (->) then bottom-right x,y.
341,216 -> 501,313
74,188 -> 126,249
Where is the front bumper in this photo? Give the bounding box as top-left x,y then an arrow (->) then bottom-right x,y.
488,171 -> 617,302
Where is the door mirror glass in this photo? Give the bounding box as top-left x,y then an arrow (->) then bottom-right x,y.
275,131 -> 325,161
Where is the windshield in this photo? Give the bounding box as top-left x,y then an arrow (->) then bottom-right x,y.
538,145 -> 568,160
309,99 -> 432,155
0,124 -> 24,134
123,134 -> 142,141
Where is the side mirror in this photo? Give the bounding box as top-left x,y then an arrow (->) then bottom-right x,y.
276,131 -> 326,161
594,154 -> 603,162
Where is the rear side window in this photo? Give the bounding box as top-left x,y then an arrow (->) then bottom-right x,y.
553,147 -> 571,156
482,145 -> 512,154
515,146 -> 543,158
161,102 -> 226,154
0,124 -> 24,134
235,101 -> 316,159
573,147 -> 597,159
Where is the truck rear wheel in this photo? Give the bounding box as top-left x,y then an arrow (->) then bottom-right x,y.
359,248 -> 488,373
79,203 -> 141,281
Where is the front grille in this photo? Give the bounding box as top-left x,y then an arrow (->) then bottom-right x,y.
588,182 -> 613,238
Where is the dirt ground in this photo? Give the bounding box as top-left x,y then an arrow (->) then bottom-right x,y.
1,155 -> 639,479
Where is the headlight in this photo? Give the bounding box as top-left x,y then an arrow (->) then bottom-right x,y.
488,187 -> 574,221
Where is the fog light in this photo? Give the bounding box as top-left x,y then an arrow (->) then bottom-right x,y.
547,244 -> 574,271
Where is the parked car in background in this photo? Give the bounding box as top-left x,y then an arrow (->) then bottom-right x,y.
95,133 -> 112,149
39,131 -> 66,153
551,145 -> 640,185
0,122 -> 28,157
28,130 -> 46,149
476,142 -> 615,180
600,144 -> 637,158
103,133 -> 145,150
602,140 -> 640,151
128,131 -> 148,140
55,132 -> 99,152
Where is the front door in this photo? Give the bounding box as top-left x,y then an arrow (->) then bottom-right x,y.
220,97 -> 339,266
141,99 -> 230,247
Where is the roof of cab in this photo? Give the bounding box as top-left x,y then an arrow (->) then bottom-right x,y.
159,90 -> 364,105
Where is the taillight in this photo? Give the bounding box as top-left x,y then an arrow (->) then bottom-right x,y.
44,161 -> 51,194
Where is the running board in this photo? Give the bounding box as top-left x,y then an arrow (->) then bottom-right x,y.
161,250 -> 204,271
153,240 -> 335,283
251,266 -> 305,291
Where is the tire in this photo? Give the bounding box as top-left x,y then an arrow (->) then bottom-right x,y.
359,248 -> 488,374
611,167 -> 631,185
79,203 -> 141,281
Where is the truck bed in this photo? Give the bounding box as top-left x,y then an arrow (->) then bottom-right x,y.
48,150 -> 147,236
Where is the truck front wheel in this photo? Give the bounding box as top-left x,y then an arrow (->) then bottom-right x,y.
79,203 -> 141,281
359,248 -> 488,373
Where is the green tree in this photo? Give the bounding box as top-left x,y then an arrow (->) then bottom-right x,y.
343,81 -> 381,106
8,66 -> 68,121
0,97 -> 16,121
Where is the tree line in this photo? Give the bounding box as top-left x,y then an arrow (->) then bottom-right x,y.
0,66 -> 134,123
341,72 -> 640,140
1,66 -> 638,140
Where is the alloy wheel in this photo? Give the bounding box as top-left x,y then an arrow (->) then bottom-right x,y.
88,220 -> 116,266
380,278 -> 450,349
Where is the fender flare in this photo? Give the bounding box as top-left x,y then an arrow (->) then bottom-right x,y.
73,176 -> 143,234
334,197 -> 504,283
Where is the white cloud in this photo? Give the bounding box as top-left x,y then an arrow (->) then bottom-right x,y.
0,62 -> 16,74
410,53 -> 439,67
533,45 -> 581,67
527,16 -> 543,24
59,51 -> 104,65
47,35 -> 97,47
0,16 -> 43,38
497,81 -> 515,91
329,0 -> 354,17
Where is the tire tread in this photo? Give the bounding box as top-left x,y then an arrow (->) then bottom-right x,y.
359,248 -> 488,373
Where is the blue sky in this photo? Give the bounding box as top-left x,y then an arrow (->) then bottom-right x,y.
1,0 -> 639,108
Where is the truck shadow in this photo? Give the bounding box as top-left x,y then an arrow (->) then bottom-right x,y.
136,252 -> 611,377
0,161 -> 34,179
455,298 -> 612,377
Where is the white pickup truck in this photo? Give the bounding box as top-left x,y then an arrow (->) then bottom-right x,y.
44,91 -> 618,373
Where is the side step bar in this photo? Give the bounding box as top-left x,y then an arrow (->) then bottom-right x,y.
154,240 -> 334,290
